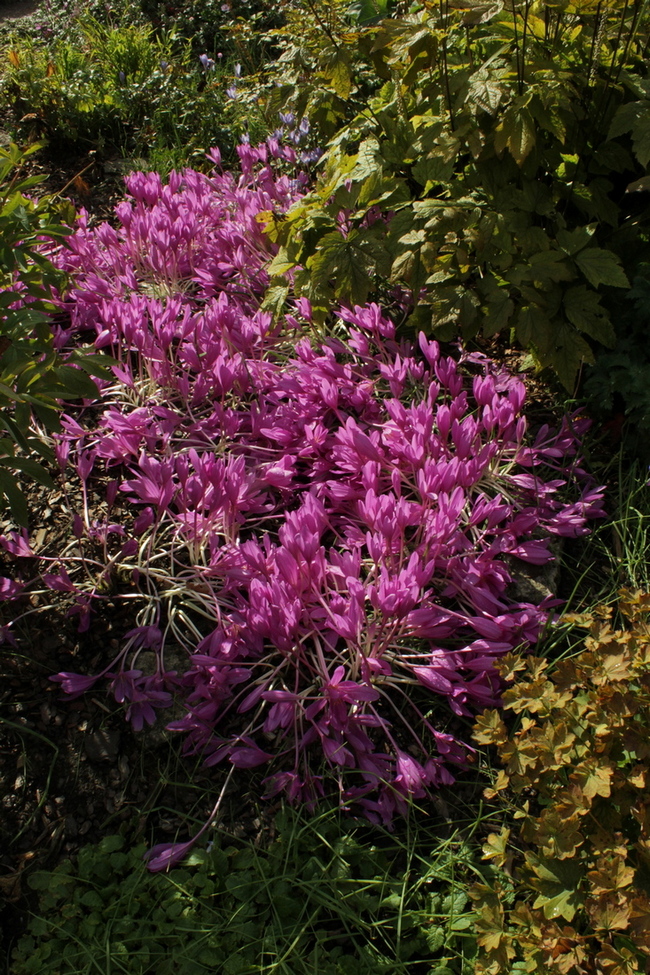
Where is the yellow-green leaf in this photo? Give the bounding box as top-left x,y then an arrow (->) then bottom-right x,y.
574,247 -> 630,290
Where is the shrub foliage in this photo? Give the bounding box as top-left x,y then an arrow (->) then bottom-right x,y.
471,589 -> 650,975
256,0 -> 650,389
0,142 -> 109,526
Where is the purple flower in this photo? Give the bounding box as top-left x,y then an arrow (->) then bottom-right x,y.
143,839 -> 197,872
50,672 -> 99,698
395,750 -> 427,798
199,54 -> 215,71
0,577 -> 25,600
36,144 -> 604,833
0,530 -> 33,558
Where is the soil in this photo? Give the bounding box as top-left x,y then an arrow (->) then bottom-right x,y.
0,2 -> 39,24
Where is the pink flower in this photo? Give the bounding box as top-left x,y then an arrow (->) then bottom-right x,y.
143,839 -> 197,873
50,672 -> 99,698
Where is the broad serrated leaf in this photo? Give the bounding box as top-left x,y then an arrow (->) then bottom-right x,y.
495,105 -> 536,166
556,225 -> 596,256
482,828 -> 511,868
543,322 -> 594,392
307,229 -> 381,305
608,100 -> 644,141
358,171 -> 410,207
467,67 -> 506,114
452,0 -> 504,25
587,855 -> 635,896
574,248 -> 630,289
515,304 -> 551,351
473,709 -> 508,745
411,154 -> 456,187
482,290 -> 514,337
353,138 -> 382,182
524,250 -> 574,283
563,285 -> 615,346
526,854 -> 584,922
324,51 -> 353,99
261,282 -> 290,318
266,248 -> 297,277
630,103 -> 650,167
390,249 -> 417,281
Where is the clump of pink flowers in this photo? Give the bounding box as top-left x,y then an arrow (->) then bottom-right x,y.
1,141 -> 605,831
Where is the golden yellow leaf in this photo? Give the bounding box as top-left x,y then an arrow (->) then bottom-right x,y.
473,709 -> 508,745
586,892 -> 631,932
570,760 -> 613,800
595,942 -> 639,975
587,855 -> 635,895
482,828 -> 511,868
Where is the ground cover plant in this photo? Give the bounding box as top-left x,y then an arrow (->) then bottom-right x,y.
11,802 -> 484,975
470,587 -> 650,975
0,138 -> 606,871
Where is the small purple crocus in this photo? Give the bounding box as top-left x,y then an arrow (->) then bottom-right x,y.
144,839 -> 197,873
199,54 -> 215,71
50,672 -> 100,698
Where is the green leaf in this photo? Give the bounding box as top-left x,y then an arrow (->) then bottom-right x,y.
0,468 -> 28,526
52,365 -> 100,399
515,304 -> 552,351
323,51 -> 352,100
563,285 -> 615,346
542,323 -> 594,392
574,248 -> 629,290
411,154 -> 455,188
80,890 -> 105,909
261,282 -> 290,318
526,853 -> 584,922
556,226 -> 595,256
353,137 -> 382,182
524,250 -> 574,283
608,100 -> 644,141
467,65 -> 506,114
630,106 -> 650,167
267,248 -> 298,277
495,105 -> 536,166
391,249 -> 417,281
0,456 -> 54,488
307,228 -> 386,305
482,292 -> 514,337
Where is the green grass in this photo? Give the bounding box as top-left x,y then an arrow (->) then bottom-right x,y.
10,787 -> 495,975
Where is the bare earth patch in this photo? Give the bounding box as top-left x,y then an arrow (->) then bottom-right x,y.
0,1 -> 39,24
